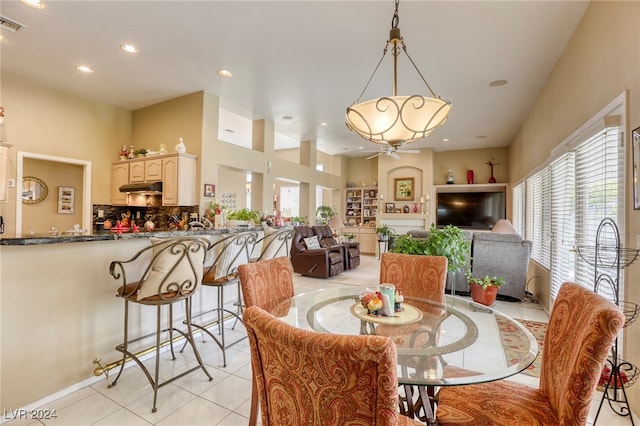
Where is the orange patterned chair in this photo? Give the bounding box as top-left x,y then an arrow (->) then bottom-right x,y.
380,252 -> 448,303
435,282 -> 625,426
239,256 -> 296,426
243,305 -> 423,426
378,252 -> 449,421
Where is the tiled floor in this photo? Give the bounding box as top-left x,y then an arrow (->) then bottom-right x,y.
5,255 -> 638,426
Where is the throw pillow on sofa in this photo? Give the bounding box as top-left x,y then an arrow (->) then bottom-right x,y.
304,236 -> 321,249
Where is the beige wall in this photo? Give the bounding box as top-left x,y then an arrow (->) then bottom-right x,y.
509,1 -> 640,409
0,73 -> 132,234
434,147 -> 509,186
22,159 -> 83,234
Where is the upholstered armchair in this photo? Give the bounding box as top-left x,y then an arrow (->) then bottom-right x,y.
436,282 -> 625,426
290,226 -> 344,278
312,224 -> 361,269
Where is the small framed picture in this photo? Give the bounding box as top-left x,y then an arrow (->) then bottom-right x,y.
203,183 -> 215,197
57,186 -> 75,214
364,199 -> 370,206
364,209 -> 370,217
385,202 -> 395,213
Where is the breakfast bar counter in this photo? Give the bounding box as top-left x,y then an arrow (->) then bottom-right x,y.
0,227 -> 270,412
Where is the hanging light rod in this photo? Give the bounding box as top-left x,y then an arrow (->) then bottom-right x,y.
346,0 -> 451,148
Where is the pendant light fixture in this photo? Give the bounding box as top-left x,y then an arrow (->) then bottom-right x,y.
346,0 -> 451,148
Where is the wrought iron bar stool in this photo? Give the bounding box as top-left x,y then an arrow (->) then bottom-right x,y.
188,231 -> 258,367
109,237 -> 213,413
251,228 -> 293,262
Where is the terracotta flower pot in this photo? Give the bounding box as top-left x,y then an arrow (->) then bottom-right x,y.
469,282 -> 499,306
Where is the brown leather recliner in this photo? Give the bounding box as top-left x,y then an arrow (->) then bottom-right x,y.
290,226 -> 344,278
312,225 -> 360,270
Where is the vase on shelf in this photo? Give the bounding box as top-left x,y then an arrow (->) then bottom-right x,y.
467,170 -> 474,184
413,203 -> 418,213
403,205 -> 410,213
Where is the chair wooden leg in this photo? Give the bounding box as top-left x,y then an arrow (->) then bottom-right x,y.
249,373 -> 259,426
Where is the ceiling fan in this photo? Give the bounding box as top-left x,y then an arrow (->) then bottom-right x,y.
365,145 -> 420,160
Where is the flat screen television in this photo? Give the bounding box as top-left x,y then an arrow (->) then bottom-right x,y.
436,190 -> 506,230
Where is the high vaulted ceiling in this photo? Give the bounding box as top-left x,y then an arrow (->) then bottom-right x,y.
1,0 -> 589,156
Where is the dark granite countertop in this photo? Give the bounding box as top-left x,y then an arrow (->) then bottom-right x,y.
0,226 -> 269,246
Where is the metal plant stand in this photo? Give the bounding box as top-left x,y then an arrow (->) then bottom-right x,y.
576,218 -> 639,425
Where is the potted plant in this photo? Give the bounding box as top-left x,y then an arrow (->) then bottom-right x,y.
315,205 -> 337,225
467,274 -> 505,306
226,208 -> 261,227
343,233 -> 356,242
390,224 -> 470,275
375,224 -> 395,241
134,148 -> 148,157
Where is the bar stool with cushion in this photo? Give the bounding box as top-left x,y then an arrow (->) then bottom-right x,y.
189,231 -> 258,367
435,282 -> 625,426
239,256 -> 295,426
109,237 -> 213,413
243,305 -> 423,425
251,228 -> 293,262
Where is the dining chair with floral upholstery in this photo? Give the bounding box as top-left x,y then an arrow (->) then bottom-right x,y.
435,281 -> 625,425
243,305 -> 423,426
379,252 -> 448,303
238,256 -> 296,425
378,252 -> 449,421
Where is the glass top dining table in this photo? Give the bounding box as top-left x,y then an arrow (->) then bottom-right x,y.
271,286 -> 539,388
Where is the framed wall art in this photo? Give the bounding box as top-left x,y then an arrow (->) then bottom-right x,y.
394,177 -> 414,201
203,183 -> 215,197
57,186 -> 75,214
633,127 -> 640,209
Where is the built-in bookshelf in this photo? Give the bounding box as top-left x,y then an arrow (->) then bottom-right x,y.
345,187 -> 378,227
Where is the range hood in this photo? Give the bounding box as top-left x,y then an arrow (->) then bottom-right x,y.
119,181 -> 163,194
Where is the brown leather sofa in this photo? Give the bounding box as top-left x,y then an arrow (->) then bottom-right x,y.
290,226 -> 344,278
312,225 -> 360,270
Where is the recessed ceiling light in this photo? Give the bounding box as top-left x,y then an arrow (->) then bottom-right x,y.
359,146 -> 364,150
217,69 -> 232,78
76,65 -> 94,74
282,115 -> 294,121
20,0 -> 45,9
120,44 -> 139,54
442,138 -> 449,142
489,79 -> 508,87
319,122 -> 329,127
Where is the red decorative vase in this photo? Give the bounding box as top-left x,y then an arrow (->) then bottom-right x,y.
467,170 -> 474,184
413,203 -> 418,213
469,283 -> 499,306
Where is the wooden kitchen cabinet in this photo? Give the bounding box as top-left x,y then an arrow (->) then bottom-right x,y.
111,163 -> 129,205
129,158 -> 162,183
161,154 -> 196,206
111,153 -> 196,206
358,227 -> 376,254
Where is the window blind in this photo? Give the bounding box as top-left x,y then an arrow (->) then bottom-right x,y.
573,127 -> 623,302
550,153 -> 576,299
512,183 -> 526,237
526,168 -> 551,268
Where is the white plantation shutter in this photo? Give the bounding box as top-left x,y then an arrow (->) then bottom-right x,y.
550,153 -> 576,299
512,183 -> 526,237
526,168 -> 551,268
572,127 -> 623,303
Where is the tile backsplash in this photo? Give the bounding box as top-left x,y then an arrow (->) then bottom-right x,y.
92,203 -> 199,231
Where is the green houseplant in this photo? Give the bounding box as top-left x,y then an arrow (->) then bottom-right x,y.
315,205 -> 337,225
375,224 -> 395,241
390,224 -> 470,274
466,274 -> 505,306
227,208 -> 261,225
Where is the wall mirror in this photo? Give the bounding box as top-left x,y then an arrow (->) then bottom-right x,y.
22,176 -> 49,204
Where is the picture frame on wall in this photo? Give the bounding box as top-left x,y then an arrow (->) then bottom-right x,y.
203,183 -> 215,197
394,177 -> 415,201
57,186 -> 74,214
385,202 -> 395,213
633,127 -> 640,209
